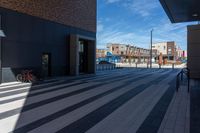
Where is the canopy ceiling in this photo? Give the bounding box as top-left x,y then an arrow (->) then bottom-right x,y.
159,0 -> 200,23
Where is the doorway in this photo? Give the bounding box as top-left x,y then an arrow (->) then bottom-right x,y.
42,53 -> 51,77
79,40 -> 88,73
69,34 -> 96,75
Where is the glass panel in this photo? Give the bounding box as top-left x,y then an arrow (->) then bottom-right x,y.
79,41 -> 84,52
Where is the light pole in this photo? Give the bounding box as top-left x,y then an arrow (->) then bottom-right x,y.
150,29 -> 153,68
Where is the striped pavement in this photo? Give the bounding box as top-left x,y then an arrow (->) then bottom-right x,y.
0,68 -> 189,133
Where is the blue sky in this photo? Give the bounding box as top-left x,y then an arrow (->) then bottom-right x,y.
97,0 -> 197,50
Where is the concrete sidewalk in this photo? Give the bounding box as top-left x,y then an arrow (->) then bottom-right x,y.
0,68 -> 190,133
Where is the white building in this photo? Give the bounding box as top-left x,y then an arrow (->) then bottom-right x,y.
152,41 -> 179,60
152,42 -> 168,55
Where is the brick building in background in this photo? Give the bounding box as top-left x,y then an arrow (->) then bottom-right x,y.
152,41 -> 182,61
107,43 -> 150,63
96,49 -> 107,59
0,0 -> 97,83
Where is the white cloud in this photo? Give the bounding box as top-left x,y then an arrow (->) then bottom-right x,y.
124,0 -> 160,17
97,0 -> 198,50
151,18 -> 197,49
97,22 -> 152,49
97,20 -> 196,50
97,21 -> 104,32
106,0 -> 121,3
104,0 -> 160,17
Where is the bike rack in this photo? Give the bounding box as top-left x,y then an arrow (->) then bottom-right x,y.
176,68 -> 190,92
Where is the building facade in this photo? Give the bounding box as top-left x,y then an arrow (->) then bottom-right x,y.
107,43 -> 150,63
0,0 -> 97,82
152,42 -> 168,55
96,49 -> 107,59
182,50 -> 187,58
107,43 -> 127,56
152,41 -> 178,61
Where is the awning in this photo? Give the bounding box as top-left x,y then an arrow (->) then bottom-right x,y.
159,0 -> 200,23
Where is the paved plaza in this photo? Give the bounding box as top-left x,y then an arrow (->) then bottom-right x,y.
0,68 -> 198,133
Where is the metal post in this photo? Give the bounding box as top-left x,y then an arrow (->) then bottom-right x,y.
188,78 -> 190,92
188,70 -> 190,92
176,74 -> 179,92
181,70 -> 183,81
150,29 -> 153,68
172,63 -> 174,69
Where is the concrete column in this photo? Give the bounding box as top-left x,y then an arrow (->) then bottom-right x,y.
69,34 -> 79,76
188,24 -> 200,78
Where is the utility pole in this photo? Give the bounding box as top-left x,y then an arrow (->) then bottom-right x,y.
150,29 -> 153,68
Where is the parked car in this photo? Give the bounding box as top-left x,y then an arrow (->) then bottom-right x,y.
99,61 -> 113,64
181,59 -> 187,63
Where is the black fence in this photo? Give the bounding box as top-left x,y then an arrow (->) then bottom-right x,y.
176,68 -> 190,92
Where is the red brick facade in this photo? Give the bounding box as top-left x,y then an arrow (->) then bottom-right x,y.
0,0 -> 96,32
167,42 -> 176,57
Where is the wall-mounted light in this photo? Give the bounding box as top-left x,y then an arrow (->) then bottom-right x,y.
192,13 -> 198,17
0,29 -> 5,37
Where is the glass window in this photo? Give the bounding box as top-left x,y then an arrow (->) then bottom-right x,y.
79,41 -> 84,52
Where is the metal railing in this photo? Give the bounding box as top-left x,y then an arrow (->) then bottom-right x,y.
96,64 -> 116,71
114,62 -> 181,69
176,68 -> 190,92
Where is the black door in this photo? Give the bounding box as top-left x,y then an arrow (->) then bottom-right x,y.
79,40 -> 88,73
42,53 -> 51,77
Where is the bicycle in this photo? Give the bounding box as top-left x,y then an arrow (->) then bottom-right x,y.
16,70 -> 37,83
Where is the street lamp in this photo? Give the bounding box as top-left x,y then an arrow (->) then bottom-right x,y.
150,29 -> 153,68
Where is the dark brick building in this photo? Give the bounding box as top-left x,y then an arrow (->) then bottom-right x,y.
0,0 -> 96,82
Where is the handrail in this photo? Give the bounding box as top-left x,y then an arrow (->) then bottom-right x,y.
176,68 -> 190,92
176,71 -> 182,92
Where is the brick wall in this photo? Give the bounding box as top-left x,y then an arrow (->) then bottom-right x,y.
167,42 -> 175,56
0,0 -> 96,32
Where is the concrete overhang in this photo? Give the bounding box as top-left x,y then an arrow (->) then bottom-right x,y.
159,0 -> 200,23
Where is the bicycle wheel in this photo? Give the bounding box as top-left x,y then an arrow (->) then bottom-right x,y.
16,74 -> 23,82
29,75 -> 37,83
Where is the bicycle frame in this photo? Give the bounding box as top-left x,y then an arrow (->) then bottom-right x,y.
16,70 -> 36,83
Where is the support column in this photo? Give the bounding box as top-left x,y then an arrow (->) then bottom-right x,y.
188,25 -> 200,78
69,34 -> 79,76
